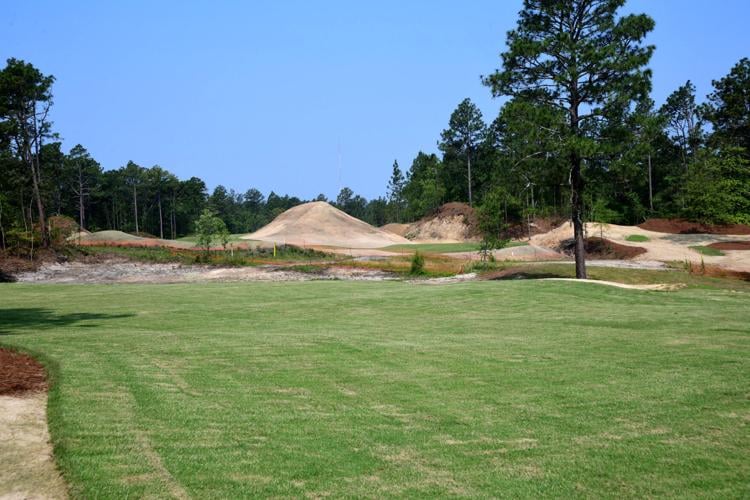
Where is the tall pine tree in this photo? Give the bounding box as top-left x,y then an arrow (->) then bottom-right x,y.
484,0 -> 654,278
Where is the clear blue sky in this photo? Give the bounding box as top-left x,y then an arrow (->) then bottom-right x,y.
2,1 -> 748,200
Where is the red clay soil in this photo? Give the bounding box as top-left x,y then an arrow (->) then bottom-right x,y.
562,237 -> 647,260
639,218 -> 750,235
0,349 -> 48,396
707,241 -> 750,251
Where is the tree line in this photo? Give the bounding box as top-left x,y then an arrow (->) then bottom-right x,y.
2,0 -> 749,274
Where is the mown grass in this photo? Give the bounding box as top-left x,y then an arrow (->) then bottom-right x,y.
625,234 -> 650,242
690,245 -> 725,256
381,241 -> 528,254
469,261 -> 750,291
1,280 -> 749,497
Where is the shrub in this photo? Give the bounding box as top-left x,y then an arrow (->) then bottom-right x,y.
410,251 -> 425,275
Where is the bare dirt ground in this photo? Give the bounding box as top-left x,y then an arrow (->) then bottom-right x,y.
531,221 -> 750,272
447,244 -> 565,262
380,223 -> 411,237
0,349 -> 66,499
404,203 -> 480,242
243,202 -> 410,248
15,259 -> 397,284
0,394 -> 67,500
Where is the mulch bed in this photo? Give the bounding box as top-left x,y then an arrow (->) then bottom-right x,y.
562,237 -> 647,260
0,348 -> 48,396
639,218 -> 750,235
707,241 -> 750,251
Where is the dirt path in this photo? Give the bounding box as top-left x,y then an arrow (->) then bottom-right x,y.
0,394 -> 67,499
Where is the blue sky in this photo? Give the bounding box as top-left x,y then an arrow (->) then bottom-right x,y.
2,1 -> 748,200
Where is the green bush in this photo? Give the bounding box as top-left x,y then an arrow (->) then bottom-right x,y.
410,251 -> 425,275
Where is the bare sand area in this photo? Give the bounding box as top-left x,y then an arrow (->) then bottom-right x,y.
243,202 -> 410,248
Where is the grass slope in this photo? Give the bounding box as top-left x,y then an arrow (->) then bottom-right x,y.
1,281 -> 749,497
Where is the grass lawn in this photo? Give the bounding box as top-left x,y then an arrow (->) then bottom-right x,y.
382,241 -> 528,253
1,280 -> 749,497
625,234 -> 650,242
690,245 -> 725,257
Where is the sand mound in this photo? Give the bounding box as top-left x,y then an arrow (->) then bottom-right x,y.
243,202 -> 411,249
405,203 -> 480,242
69,230 -> 144,242
68,230 -> 204,249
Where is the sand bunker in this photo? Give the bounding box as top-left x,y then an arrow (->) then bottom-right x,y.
243,202 -> 411,249
530,221 -> 750,272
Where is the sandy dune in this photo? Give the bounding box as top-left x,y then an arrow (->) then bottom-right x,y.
242,202 -> 411,249
531,221 -> 750,271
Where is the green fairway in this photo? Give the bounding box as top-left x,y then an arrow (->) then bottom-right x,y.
1,281 -> 749,497
625,234 -> 650,242
690,245 -> 726,256
382,241 -> 528,253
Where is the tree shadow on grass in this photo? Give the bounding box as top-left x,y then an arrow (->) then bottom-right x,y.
0,308 -> 135,335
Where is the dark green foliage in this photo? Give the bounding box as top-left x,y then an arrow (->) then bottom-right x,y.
409,251 -> 425,275
682,148 -> 750,224
194,209 -> 229,255
401,152 -> 445,220
439,98 -> 486,206
386,160 -> 405,222
484,0 -> 655,278
703,58 -> 750,153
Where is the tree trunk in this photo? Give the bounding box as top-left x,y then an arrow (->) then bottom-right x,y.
158,192 -> 164,239
29,153 -> 48,247
0,201 -> 5,250
133,184 -> 139,234
78,168 -> 85,230
29,104 -> 49,247
647,153 -> 653,212
570,153 -> 587,279
467,150 -> 473,207
170,195 -> 176,240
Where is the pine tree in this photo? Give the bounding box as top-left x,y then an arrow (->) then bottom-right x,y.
386,160 -> 405,222
484,0 -> 655,278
